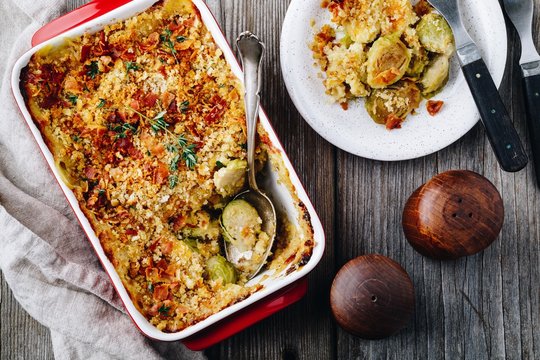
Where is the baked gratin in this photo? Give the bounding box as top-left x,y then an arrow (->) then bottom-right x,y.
311,0 -> 455,129
20,0 -> 314,332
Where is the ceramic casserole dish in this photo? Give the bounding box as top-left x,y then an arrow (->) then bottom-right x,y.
11,0 -> 325,349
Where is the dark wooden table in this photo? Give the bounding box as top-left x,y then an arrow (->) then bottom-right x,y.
1,0 -> 539,359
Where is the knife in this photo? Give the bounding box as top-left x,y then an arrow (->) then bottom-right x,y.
502,0 -> 540,184
428,0 -> 528,172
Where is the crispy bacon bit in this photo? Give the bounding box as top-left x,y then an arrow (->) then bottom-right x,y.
168,99 -> 178,114
385,114 -> 404,130
153,162 -> 169,185
38,64 -> 65,109
171,214 -> 187,232
143,93 -> 158,108
161,241 -> 174,255
64,76 -> 82,94
130,99 -> 140,111
156,258 -> 169,271
93,31 -> 110,56
161,92 -> 175,108
426,100 -> 444,116
340,102 -> 349,111
315,27 -> 335,44
153,284 -> 169,301
129,261 -> 140,278
80,45 -> 91,62
84,166 -> 98,180
148,304 -> 160,316
285,254 -> 296,264
414,0 -> 433,17
125,229 -> 138,236
259,133 -> 272,146
204,95 -> 228,123
142,32 -> 160,51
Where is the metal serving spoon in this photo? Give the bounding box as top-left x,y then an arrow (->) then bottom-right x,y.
224,32 -> 277,279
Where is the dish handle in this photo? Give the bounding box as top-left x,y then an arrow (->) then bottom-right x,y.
182,277 -> 308,350
32,0 -> 133,46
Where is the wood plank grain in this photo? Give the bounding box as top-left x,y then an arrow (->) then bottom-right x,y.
0,273 -> 54,360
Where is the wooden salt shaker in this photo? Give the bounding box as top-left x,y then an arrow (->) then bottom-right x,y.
402,170 -> 504,260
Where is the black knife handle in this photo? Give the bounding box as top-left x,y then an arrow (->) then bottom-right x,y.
462,58 -> 528,172
523,74 -> 540,185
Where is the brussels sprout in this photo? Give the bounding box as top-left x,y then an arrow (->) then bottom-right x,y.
419,55 -> 450,98
220,199 -> 262,251
416,13 -> 455,55
406,46 -> 429,79
213,159 -> 247,197
366,33 -> 411,89
206,255 -> 237,284
182,238 -> 199,252
365,81 -> 421,124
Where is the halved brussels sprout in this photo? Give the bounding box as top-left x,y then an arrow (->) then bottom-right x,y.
213,159 -> 247,197
419,55 -> 450,98
416,13 -> 455,55
206,255 -> 237,284
365,81 -> 421,124
366,33 -> 411,89
220,199 -> 263,252
406,46 -> 429,79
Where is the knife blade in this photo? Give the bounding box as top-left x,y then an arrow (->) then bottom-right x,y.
428,0 -> 528,172
503,0 -> 540,185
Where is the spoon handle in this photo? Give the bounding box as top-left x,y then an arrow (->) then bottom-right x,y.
237,32 -> 265,190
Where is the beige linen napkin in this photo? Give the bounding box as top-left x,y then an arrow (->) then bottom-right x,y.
0,1 -> 206,359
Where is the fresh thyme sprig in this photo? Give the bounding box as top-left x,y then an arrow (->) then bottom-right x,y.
128,106 -> 198,170
110,123 -> 137,139
160,29 -> 179,64
87,60 -> 99,79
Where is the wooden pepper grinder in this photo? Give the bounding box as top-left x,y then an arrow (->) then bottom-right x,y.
402,170 -> 504,260
330,255 -> 415,339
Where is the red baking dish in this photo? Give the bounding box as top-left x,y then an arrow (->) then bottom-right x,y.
11,0 -> 325,351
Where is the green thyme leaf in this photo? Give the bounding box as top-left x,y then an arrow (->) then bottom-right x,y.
176,36 -> 186,42
169,175 -> 178,189
170,154 -> 180,171
160,29 -> 178,62
87,61 -> 99,79
166,144 -> 178,153
180,100 -> 189,113
97,98 -> 106,108
71,134 -> 80,142
216,160 -> 225,169
67,94 -> 78,106
158,305 -> 170,315
125,61 -> 139,71
177,135 -> 188,148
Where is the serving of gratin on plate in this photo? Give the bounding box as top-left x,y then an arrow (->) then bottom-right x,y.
281,0 -> 508,161
310,0 -> 455,130
15,0 -> 322,337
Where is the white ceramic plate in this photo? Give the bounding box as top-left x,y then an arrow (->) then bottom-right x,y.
280,0 -> 508,161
